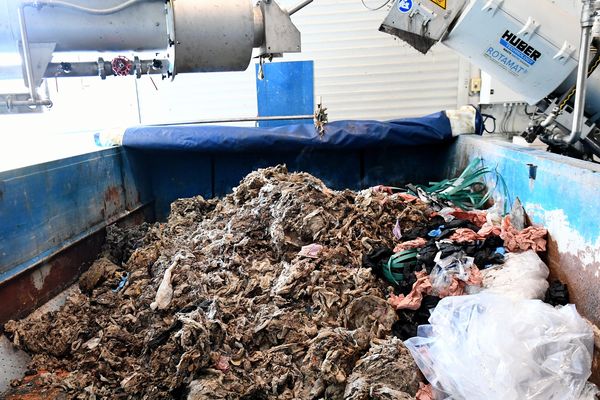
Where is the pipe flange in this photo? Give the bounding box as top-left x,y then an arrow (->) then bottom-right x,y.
134,56 -> 142,79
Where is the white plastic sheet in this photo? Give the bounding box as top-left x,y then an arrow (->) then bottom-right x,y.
468,250 -> 549,300
405,294 -> 594,400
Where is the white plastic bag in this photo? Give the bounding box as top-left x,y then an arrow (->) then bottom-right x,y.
430,252 -> 474,295
405,294 -> 594,400
474,250 -> 549,300
509,198 -> 526,231
579,382 -> 600,400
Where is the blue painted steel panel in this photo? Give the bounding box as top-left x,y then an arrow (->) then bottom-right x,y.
362,144 -> 453,189
0,149 -> 150,283
2,131 -> 599,334
255,61 -> 314,127
449,137 -> 600,243
120,150 -> 155,210
449,136 -> 600,326
144,151 -> 212,220
213,151 -> 361,197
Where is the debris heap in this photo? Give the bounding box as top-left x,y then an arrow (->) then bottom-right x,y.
6,166 -> 429,399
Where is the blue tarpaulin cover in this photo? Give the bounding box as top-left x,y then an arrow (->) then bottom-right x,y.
123,111 -> 482,152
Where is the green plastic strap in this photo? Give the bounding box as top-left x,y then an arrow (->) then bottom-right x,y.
383,249 -> 418,285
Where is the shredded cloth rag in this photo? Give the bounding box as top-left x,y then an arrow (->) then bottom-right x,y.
450,209 -> 487,228
388,268 -> 483,310
449,228 -> 484,243
394,238 -> 428,253
416,383 -> 434,400
501,216 -> 548,252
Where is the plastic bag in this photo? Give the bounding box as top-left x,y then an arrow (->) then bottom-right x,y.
579,382 -> 600,400
437,207 -> 457,223
469,250 -> 549,300
509,198 -> 526,231
405,294 -> 594,400
429,252 -> 474,295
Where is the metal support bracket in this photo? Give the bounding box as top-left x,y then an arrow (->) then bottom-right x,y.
409,4 -> 435,27
481,0 -> 504,16
517,17 -> 540,38
0,93 -> 51,114
19,42 -> 56,88
554,41 -> 576,64
258,0 -> 301,57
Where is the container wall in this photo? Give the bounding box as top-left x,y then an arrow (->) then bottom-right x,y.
0,148 -> 152,322
448,136 -> 600,382
138,143 -> 452,220
1,137 -> 599,351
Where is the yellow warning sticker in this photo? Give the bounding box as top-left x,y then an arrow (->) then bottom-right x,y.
431,0 -> 447,9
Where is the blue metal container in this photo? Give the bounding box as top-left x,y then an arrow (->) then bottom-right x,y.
0,132 -> 599,381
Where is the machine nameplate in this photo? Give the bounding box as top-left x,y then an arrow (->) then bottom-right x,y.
499,30 -> 542,65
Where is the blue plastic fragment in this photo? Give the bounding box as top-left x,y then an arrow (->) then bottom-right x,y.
495,247 -> 506,256
428,225 -> 445,238
113,272 -> 129,293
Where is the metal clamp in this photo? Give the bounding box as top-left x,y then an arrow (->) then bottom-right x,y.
97,57 -> 106,80
134,56 -> 142,79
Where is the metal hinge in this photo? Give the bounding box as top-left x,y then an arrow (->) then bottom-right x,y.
481,0 -> 504,16
553,41 -> 576,64
517,17 -> 540,38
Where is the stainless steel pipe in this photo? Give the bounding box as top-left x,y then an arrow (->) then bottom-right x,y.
17,5 -> 36,99
156,115 -> 314,126
0,0 -> 167,53
568,0 -> 596,145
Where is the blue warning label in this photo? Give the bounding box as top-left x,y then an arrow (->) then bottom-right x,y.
398,0 -> 413,13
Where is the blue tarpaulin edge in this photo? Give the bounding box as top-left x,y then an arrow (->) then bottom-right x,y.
123,111 -> 482,152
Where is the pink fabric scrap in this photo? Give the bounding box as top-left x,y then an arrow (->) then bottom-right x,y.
371,185 -> 394,195
394,238 -> 428,253
390,267 -> 483,310
501,216 -> 548,252
389,271 -> 432,311
478,223 -> 502,237
465,266 -> 483,286
416,383 -> 434,400
449,228 -> 484,243
398,193 -> 419,203
435,276 -> 465,298
298,243 -> 324,259
214,355 -> 230,372
450,209 -> 488,228
393,219 -> 403,240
